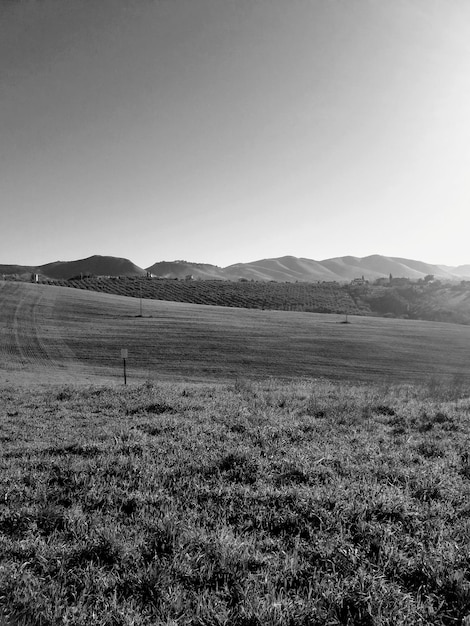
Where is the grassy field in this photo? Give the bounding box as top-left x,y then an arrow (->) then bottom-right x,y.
30,275 -> 470,326
2,281 -> 470,387
2,281 -> 470,624
1,379 -> 470,625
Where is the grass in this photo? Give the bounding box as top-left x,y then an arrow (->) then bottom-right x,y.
2,378 -> 470,624
2,281 -> 470,387
33,275 -> 470,326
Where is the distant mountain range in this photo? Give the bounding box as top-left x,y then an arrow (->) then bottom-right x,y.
2,254 -> 470,283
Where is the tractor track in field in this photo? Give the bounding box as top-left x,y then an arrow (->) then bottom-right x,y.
12,290 -> 52,367
0,282 -> 88,381
3,280 -> 470,387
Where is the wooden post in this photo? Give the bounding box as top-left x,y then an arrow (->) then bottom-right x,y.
121,349 -> 128,384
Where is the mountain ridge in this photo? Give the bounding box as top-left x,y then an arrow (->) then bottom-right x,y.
2,254 -> 470,282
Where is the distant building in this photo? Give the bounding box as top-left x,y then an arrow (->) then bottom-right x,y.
185,274 -> 194,281
351,275 -> 368,285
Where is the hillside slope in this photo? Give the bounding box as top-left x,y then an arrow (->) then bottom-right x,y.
39,255 -> 146,279
0,264 -> 36,279
146,260 -> 226,280
2,254 -> 470,282
155,255 -> 470,282
224,256 -> 340,282
2,281 -> 470,386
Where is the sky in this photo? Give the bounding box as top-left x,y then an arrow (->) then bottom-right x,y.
2,0 -> 470,269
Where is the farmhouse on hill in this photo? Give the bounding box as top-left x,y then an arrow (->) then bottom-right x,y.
351,275 -> 369,285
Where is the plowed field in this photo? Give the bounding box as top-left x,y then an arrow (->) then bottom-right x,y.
1,281 -> 470,387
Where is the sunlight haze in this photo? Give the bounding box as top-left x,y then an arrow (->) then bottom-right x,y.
1,0 -> 470,268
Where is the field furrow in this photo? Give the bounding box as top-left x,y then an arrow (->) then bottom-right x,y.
12,291 -> 52,366
0,282 -> 87,383
2,280 -> 470,387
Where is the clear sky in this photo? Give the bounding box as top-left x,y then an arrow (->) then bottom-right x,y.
2,0 -> 470,269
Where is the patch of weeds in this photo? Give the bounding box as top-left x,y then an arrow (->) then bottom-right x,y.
117,562 -> 167,607
137,423 -> 164,436
127,402 -> 176,416
417,411 -> 441,433
304,393 -> 326,418
274,464 -> 310,486
418,421 -> 434,433
305,407 -> 326,419
67,534 -> 123,569
398,559 -> 470,622
120,496 -> 140,517
423,410 -> 457,432
178,538 -> 248,611
411,480 -> 442,502
262,498 -> 323,541
390,414 -> 408,435
334,593 -> 375,626
0,510 -> 31,538
147,402 -> 176,414
334,404 -> 363,426
434,411 -> 452,424
299,422 -> 318,438
373,404 -> 396,416
230,422 -> 247,434
368,500 -> 416,531
56,390 -> 72,402
42,442 -> 102,458
46,464 -> 84,506
214,451 -> 259,484
141,518 -> 180,562
415,441 -> 443,458
277,560 -> 321,594
33,505 -> 68,536
116,442 -> 145,456
460,452 -> 470,479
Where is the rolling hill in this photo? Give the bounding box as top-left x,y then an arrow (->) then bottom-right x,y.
145,260 -> 227,280
0,255 -> 146,280
223,256 -> 340,282
1,281 -> 470,387
38,255 -> 147,279
2,254 -> 470,282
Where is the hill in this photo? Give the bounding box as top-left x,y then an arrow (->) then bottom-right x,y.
0,263 -> 36,279
151,255 -> 470,282
1,281 -> 470,387
144,255 -> 470,282
38,255 -> 146,279
3,253 -> 470,282
224,256 -> 340,282
146,260 -> 226,280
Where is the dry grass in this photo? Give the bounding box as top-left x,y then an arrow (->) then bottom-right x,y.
2,281 -> 470,388
1,378 -> 470,624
